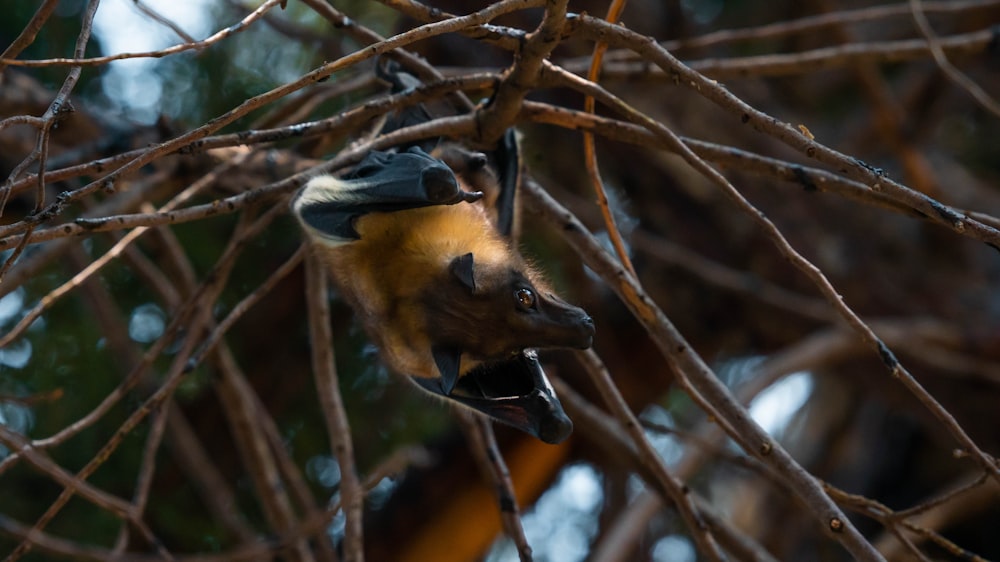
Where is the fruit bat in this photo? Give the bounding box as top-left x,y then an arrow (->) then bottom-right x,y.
291,64 -> 594,444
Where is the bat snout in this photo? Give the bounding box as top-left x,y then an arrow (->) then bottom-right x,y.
570,315 -> 596,349
537,300 -> 595,350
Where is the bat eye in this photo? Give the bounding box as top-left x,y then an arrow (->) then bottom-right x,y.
514,288 -> 536,310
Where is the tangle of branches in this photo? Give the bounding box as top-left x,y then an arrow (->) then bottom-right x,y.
1,0 -> 999,561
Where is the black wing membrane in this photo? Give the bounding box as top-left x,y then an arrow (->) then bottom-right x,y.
376,57 -> 521,238
413,351 -> 573,445
375,58 -> 437,154
342,148 -> 476,208
493,129 -> 520,238
294,147 -> 482,242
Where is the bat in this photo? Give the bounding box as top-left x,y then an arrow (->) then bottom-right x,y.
292,64 -> 593,444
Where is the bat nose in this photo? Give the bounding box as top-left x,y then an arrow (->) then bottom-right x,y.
575,316 -> 596,348
544,302 -> 595,349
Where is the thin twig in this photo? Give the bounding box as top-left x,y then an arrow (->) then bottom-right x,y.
585,28 -> 997,80
112,404 -> 173,557
133,0 -> 198,44
211,346 -> 316,562
0,0 -> 284,68
257,396 -> 340,562
187,246 -> 305,368
162,406 -> 259,542
582,0 -> 636,278
0,0 -> 60,71
575,350 -> 725,560
304,249 -> 364,562
909,0 -> 1000,117
302,0 -> 475,112
632,231 -> 832,322
814,0 -> 940,196
568,15 -> 1000,487
0,425 -> 135,519
2,0 -> 536,238
457,414 -> 534,562
521,180 -> 885,561
824,483 -> 991,562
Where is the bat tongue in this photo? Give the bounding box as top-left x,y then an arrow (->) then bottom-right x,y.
411,350 -> 573,444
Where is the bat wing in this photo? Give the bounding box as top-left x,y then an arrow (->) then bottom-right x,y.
493,129 -> 520,238
375,58 -> 438,154
293,147 -> 481,243
375,57 -> 520,238
412,350 -> 573,444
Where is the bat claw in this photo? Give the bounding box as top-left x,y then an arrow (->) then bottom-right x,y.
457,190 -> 484,204
419,165 -> 483,205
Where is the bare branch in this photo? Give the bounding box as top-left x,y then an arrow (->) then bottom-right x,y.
521,179 -> 884,561
0,0 -> 285,68
2,2 -> 997,559
304,250 -> 363,562
909,0 -> 1000,117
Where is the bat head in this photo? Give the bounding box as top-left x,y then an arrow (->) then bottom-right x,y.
416,251 -> 593,442
425,252 -> 595,359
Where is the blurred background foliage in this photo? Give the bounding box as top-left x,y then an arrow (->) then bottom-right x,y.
0,1 -> 423,555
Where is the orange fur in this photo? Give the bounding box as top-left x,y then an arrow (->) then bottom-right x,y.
314,196 -> 511,379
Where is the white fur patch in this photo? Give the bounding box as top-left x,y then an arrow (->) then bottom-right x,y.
292,174 -> 379,245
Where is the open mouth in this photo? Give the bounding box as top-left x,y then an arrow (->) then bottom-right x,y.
411,350 -> 573,444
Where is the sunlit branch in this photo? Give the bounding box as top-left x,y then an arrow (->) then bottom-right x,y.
0,0 -> 540,240
0,0 -> 285,68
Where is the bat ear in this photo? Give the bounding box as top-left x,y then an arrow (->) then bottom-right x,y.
431,345 -> 462,395
449,252 -> 476,292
